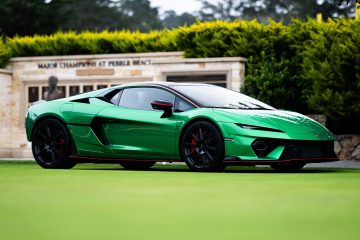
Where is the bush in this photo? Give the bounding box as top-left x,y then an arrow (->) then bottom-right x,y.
302,19 -> 360,133
0,38 -> 10,68
176,20 -> 287,60
244,52 -> 309,112
5,30 -> 177,57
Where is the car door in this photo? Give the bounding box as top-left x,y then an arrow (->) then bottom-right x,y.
96,87 -> 178,158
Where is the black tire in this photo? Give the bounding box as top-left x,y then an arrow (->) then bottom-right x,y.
119,161 -> 156,170
271,162 -> 306,172
180,121 -> 224,172
32,118 -> 76,169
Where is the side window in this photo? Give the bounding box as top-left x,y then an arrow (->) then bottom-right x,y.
175,97 -> 195,112
119,87 -> 175,111
97,89 -> 122,105
110,91 -> 122,105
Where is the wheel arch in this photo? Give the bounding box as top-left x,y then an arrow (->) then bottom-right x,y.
178,117 -> 225,159
30,114 -> 77,154
31,114 -> 67,139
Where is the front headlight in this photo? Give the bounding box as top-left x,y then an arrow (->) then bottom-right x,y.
235,123 -> 284,133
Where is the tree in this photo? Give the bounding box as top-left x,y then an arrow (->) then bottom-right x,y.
0,0 -> 68,37
197,0 -> 239,21
0,0 -> 163,36
111,0 -> 163,31
61,0 -> 163,32
162,10 -> 197,29
60,0 -> 122,32
197,0 -> 355,24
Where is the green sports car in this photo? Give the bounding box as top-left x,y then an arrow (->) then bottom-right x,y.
25,82 -> 337,171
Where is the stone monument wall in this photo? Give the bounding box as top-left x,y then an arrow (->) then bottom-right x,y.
0,52 -> 247,158
335,135 -> 360,161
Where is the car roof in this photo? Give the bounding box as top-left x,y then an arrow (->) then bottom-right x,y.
107,82 -> 213,108
114,81 -> 214,89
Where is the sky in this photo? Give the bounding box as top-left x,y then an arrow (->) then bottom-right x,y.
151,0 -> 215,14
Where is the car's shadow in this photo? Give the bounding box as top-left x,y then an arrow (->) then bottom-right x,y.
73,164 -> 347,174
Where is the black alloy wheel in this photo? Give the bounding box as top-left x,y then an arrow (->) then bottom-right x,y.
119,161 -> 156,170
32,118 -> 76,169
270,162 -> 306,172
181,121 -> 224,171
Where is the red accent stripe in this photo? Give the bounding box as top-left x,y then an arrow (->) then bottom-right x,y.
71,156 -> 338,164
223,157 -> 338,164
69,155 -> 181,162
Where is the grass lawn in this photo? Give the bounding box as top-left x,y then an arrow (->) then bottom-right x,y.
0,161 -> 359,240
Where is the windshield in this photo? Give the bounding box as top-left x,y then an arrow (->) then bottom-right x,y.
171,85 -> 275,110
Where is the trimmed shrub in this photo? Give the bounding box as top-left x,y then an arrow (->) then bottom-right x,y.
302,19 -> 360,133
0,39 -> 10,67
176,20 -> 288,60
244,52 -> 309,112
6,30 -> 177,57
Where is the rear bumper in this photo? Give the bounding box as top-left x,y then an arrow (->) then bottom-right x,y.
25,112 -> 35,141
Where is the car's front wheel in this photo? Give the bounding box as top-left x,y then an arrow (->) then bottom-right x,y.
32,118 -> 76,169
180,121 -> 224,172
271,162 -> 306,172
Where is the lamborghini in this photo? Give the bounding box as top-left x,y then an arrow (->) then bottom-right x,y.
25,82 -> 338,171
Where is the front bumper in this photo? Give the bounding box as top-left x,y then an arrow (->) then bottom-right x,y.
219,121 -> 337,163
223,134 -> 338,164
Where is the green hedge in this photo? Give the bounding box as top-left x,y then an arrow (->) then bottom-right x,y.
5,31 -> 177,56
302,20 -> 360,133
0,39 -> 10,67
0,19 -> 359,132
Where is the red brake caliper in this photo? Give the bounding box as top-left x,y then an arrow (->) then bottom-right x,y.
190,133 -> 198,156
58,137 -> 65,154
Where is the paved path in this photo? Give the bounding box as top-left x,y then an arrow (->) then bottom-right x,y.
0,159 -> 359,169
305,160 -> 360,169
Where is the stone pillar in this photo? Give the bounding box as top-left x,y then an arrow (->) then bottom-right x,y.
0,69 -> 13,157
233,62 -> 246,92
335,135 -> 360,161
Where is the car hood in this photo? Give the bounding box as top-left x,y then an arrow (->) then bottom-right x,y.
213,108 -> 334,136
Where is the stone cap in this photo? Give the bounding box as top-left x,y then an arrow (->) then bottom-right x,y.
152,57 -> 247,64
9,51 -> 185,62
0,69 -> 12,74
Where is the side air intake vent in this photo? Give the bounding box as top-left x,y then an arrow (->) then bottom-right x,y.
71,98 -> 90,104
251,139 -> 278,157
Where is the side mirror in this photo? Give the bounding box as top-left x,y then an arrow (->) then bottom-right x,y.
151,100 -> 173,118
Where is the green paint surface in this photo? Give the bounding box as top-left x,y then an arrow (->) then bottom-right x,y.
26,85 -> 336,161
0,162 -> 359,240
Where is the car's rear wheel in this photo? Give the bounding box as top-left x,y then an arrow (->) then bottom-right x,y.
32,118 -> 76,169
119,161 -> 156,170
181,121 -> 224,172
271,162 -> 306,172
